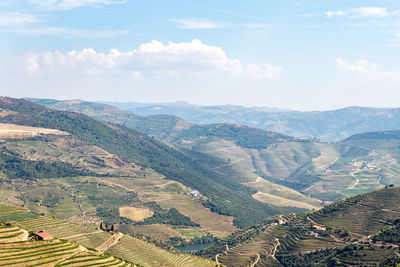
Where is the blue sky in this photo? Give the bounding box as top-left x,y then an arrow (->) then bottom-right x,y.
0,0 -> 399,110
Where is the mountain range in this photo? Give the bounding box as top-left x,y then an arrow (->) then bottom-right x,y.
98,101 -> 400,142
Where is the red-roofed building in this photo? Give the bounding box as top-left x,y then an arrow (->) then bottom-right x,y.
33,231 -> 53,240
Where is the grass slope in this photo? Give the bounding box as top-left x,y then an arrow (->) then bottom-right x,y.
0,97 -> 301,228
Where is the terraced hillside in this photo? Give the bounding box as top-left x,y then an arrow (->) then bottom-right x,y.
13,216 -> 111,249
57,251 -> 133,266
107,234 -> 215,267
201,187 -> 400,266
0,203 -> 215,266
309,186 -> 400,236
0,239 -> 82,266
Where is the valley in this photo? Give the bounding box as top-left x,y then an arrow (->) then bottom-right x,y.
0,97 -> 399,266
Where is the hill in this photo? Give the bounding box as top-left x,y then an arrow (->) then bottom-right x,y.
201,186 -> 400,266
30,98 -> 400,208
101,101 -> 400,142
28,98 -> 327,210
0,97 -> 305,231
0,203 -> 214,266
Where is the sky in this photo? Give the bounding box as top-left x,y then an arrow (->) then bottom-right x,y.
0,0 -> 399,110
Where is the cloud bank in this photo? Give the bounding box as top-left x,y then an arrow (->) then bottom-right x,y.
25,39 -> 283,79
326,7 -> 397,18
169,19 -> 229,29
29,0 -> 127,10
336,58 -> 400,81
0,12 -> 129,38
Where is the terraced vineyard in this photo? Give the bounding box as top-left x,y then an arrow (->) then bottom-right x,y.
12,216 -> 111,249
218,232 -> 276,267
0,239 -> 82,266
0,203 -> 217,266
0,223 -> 27,243
202,187 -> 400,266
309,186 -> 400,235
0,204 -> 31,222
106,235 -> 215,267
57,251 -> 134,266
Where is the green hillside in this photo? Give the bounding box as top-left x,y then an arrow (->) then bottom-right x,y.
29,98 -> 327,210
30,98 -> 400,210
201,186 -> 400,266
0,97 -> 302,229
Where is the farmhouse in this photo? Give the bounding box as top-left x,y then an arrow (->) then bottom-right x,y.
33,231 -> 53,240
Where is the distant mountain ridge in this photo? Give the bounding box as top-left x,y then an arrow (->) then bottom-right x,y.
100,101 -> 400,141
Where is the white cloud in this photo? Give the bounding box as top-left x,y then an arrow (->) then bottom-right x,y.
326,7 -> 392,18
336,58 -> 400,81
325,7 -> 399,18
169,19 -> 229,29
29,0 -> 127,10
242,23 -> 272,28
13,27 -> 130,38
354,7 -> 389,17
0,12 -> 129,38
0,12 -> 41,27
25,39 -> 282,79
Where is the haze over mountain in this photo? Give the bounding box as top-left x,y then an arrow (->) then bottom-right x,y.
100,101 -> 400,141
30,98 -> 400,205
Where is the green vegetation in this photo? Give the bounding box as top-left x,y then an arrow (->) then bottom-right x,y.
137,202 -> 199,227
373,219 -> 400,245
169,234 -> 217,247
277,244 -> 398,266
0,147 -> 92,180
169,123 -> 294,149
0,97 -> 302,227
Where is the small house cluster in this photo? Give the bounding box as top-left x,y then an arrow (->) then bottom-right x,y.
272,216 -> 287,226
187,188 -> 200,197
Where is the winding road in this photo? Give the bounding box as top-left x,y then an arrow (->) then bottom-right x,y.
250,253 -> 260,267
348,173 -> 360,189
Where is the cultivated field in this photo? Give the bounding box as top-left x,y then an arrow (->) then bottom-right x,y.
309,187 -> 400,236
160,198 -> 237,237
57,251 -> 135,266
106,235 -> 216,267
119,206 -> 153,222
121,224 -> 206,242
0,123 -> 68,139
11,216 -> 111,249
103,176 -> 238,237
0,239 -> 82,266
